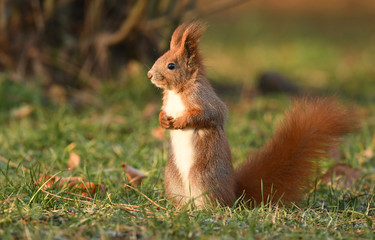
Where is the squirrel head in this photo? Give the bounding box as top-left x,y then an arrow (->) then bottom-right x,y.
148,22 -> 207,92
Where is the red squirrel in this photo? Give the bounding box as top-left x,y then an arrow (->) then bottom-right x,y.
147,22 -> 359,208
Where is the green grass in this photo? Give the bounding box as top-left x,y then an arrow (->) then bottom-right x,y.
1,13 -> 375,239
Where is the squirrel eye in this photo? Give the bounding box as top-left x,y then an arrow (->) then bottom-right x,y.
167,63 -> 176,70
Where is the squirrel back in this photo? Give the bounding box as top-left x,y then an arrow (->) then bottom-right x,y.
148,21 -> 360,208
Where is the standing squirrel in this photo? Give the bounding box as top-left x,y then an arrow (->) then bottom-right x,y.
147,22 -> 359,208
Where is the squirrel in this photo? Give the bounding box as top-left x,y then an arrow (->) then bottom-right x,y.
147,22 -> 359,208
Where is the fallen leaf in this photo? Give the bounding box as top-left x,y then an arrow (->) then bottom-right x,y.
122,164 -> 147,187
152,127 -> 165,141
11,104 -> 34,119
68,152 -> 80,170
36,174 -> 105,195
321,164 -> 362,188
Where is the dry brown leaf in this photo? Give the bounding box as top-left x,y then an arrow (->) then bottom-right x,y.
68,152 -> 80,170
36,174 -> 105,195
11,104 -> 34,119
142,102 -> 159,120
122,164 -> 147,187
321,164 -> 362,188
152,127 -> 165,141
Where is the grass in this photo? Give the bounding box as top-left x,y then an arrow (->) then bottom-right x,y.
1,13 -> 375,239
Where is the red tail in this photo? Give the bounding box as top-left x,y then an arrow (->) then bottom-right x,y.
234,97 -> 359,205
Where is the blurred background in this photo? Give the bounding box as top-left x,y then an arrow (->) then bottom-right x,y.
1,0 -> 375,157
1,0 -> 374,104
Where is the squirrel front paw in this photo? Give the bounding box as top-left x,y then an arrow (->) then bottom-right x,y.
171,117 -> 187,129
159,111 -> 174,129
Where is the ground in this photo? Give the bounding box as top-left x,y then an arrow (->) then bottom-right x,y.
1,12 -> 374,239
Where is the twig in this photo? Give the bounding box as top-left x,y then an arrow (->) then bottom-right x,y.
117,204 -> 143,213
143,198 -> 168,207
81,0 -> 104,38
98,0 -> 147,47
65,191 -> 99,201
31,0 -> 45,32
95,0 -> 147,65
123,183 -> 167,211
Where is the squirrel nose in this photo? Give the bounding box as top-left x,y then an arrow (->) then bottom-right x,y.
147,71 -> 153,79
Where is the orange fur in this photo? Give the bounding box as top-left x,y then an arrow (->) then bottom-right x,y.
148,21 -> 360,208
235,97 -> 360,205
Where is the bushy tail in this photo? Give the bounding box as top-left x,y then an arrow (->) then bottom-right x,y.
234,97 -> 360,205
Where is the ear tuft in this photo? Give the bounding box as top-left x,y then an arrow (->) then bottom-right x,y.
170,21 -> 207,51
170,21 -> 207,69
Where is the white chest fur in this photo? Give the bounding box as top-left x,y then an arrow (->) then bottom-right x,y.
164,91 -> 196,196
164,91 -> 185,118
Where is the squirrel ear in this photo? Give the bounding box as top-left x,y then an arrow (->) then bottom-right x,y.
170,23 -> 186,50
170,22 -> 207,67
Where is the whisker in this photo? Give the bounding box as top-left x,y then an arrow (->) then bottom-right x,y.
143,62 -> 151,70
